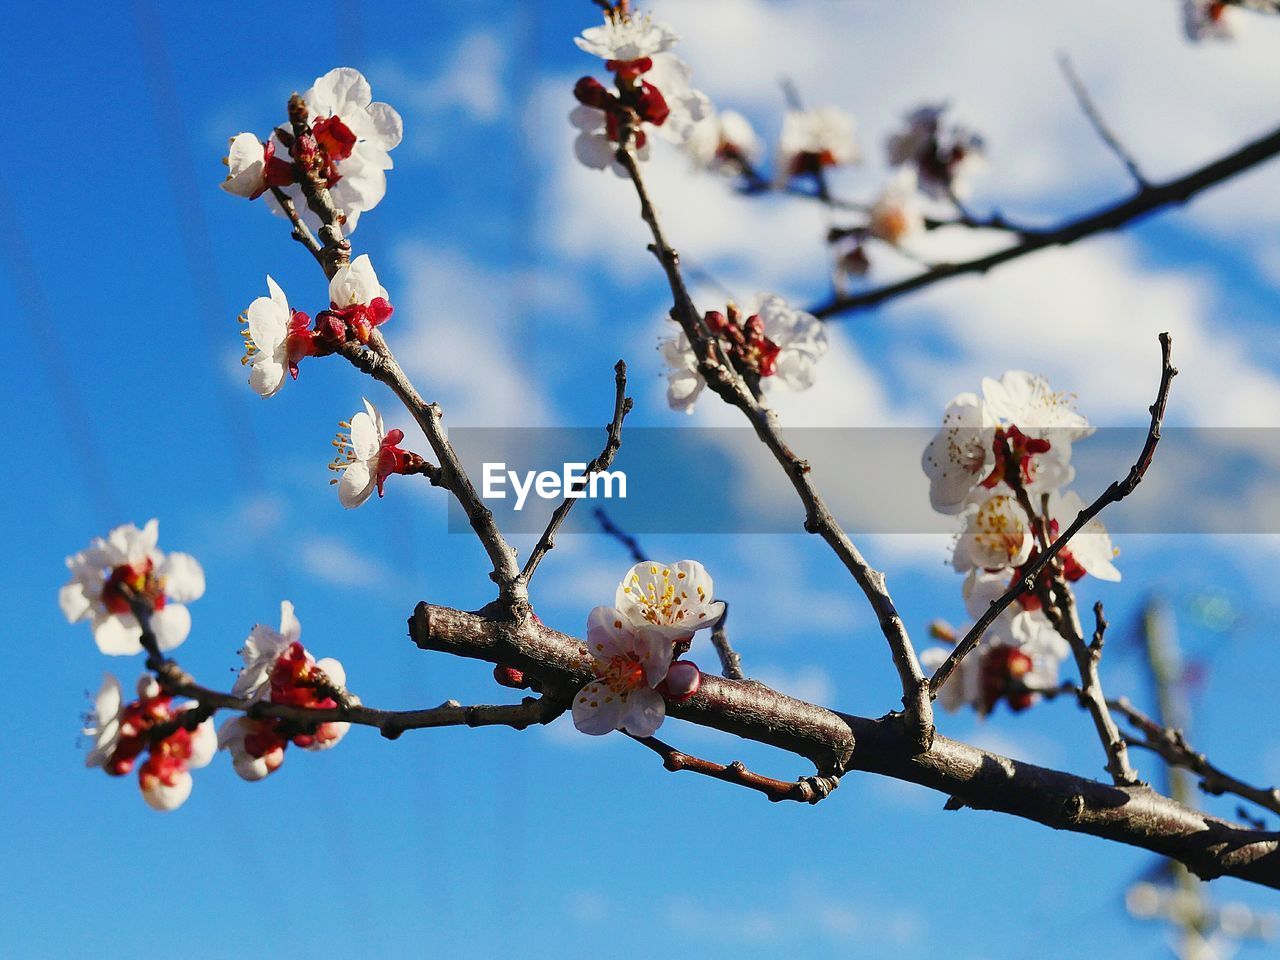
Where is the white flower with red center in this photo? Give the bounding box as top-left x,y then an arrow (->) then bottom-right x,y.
659,294 -> 827,413
324,254 -> 394,343
886,103 -> 987,201
329,398 -> 416,507
60,520 -> 205,655
574,10 -> 679,65
220,603 -> 352,779
952,494 -> 1033,574
778,106 -> 860,180
85,673 -> 215,811
219,132 -> 294,200
615,559 -> 724,642
300,67 -> 402,231
921,609 -> 1067,716
923,392 -> 996,515
1046,491 -> 1122,583
1183,0 -> 1235,40
867,171 -> 925,246
571,27 -> 710,174
573,606 -> 674,736
240,276 -> 316,398
980,370 -> 1091,494
232,600 -> 303,702
686,108 -> 764,175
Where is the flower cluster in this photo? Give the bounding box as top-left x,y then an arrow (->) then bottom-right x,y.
573,561 -> 722,736
84,674 -> 217,811
570,9 -> 710,172
219,602 -> 352,780
919,371 -> 1119,714
222,67 -> 402,233
65,523 -> 356,809
239,255 -> 395,398
60,520 -> 205,656
660,294 -> 828,413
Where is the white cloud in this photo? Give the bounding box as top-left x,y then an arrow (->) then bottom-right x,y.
298,536 -> 397,590
392,243 -> 554,426
377,30 -> 508,138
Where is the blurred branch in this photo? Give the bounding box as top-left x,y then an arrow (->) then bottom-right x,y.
1057,52 -> 1149,188
811,124 -> 1280,319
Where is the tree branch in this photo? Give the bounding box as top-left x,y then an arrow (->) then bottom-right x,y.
614,141 -> 935,751
710,602 -> 745,680
521,360 -> 632,585
410,601 -> 1280,890
811,125 -> 1280,319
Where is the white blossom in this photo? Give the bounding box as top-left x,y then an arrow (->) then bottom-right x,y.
241,276 -> 301,398
59,520 -> 205,655
867,170 -> 925,245
778,106 -> 860,177
575,12 -> 679,61
922,392 -> 995,515
952,494 -> 1033,574
233,600 -> 303,702
573,606 -> 672,736
659,294 -> 827,413
614,560 -> 724,641
686,109 -> 763,174
268,67 -> 402,232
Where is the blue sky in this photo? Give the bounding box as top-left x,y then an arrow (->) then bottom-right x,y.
6,0 -> 1280,956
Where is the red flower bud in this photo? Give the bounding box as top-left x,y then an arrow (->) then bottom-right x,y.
574,76 -> 612,110
493,665 -> 528,689
634,82 -> 669,126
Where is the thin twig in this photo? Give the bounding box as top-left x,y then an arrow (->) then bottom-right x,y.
521,360 -> 632,584
341,334 -> 527,609
268,185 -> 324,266
628,734 -> 839,804
614,139 -> 934,750
929,332 -> 1177,699
811,124 -> 1280,319
710,602 -> 745,680
1110,696 -> 1280,818
1057,52 -> 1149,188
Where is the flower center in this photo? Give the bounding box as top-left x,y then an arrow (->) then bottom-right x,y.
100,559 -> 166,614
623,566 -> 696,625
599,652 -> 646,693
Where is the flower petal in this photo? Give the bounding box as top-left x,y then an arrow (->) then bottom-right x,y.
159,552 -> 205,603
571,681 -> 627,735
150,604 -> 192,651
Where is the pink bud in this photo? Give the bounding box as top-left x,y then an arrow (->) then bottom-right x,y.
659,660 -> 701,704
